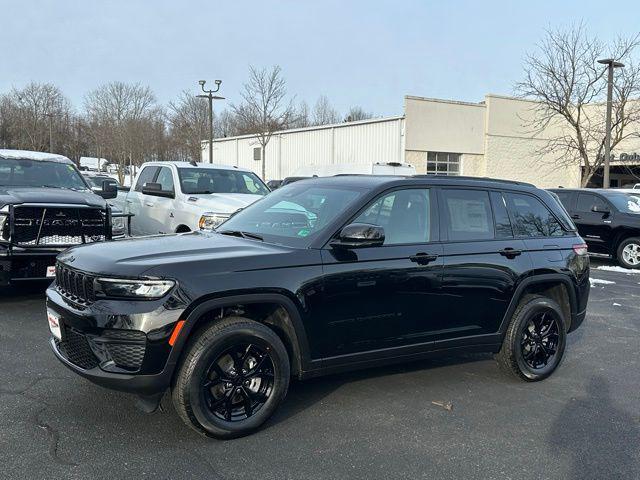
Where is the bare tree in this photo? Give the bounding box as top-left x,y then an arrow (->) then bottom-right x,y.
344,106 -> 373,122
167,90 -> 209,161
215,109 -> 240,138
312,95 -> 339,125
84,81 -> 163,183
232,65 -> 295,178
0,82 -> 73,153
516,25 -> 640,186
290,100 -> 311,128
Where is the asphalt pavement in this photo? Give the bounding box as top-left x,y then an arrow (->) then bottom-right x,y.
1,258 -> 639,480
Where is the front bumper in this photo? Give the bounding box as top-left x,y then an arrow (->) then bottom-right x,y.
46,283 -> 188,395
0,245 -> 61,286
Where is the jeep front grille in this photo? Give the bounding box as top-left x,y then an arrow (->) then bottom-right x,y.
13,206 -> 106,246
55,262 -> 95,305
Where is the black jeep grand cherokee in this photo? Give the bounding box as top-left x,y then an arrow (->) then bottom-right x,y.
46,175 -> 590,438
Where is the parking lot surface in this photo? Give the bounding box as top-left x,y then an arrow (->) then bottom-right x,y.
1,259 -> 639,480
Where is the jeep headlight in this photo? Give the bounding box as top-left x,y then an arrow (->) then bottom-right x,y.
111,216 -> 126,237
199,212 -> 230,231
94,278 -> 175,299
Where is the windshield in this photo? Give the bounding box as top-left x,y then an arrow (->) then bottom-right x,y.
219,182 -> 366,247
178,167 -> 269,195
608,193 -> 640,214
0,158 -> 88,190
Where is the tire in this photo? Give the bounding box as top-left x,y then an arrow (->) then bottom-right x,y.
172,316 -> 290,439
616,237 -> 640,269
496,295 -> 567,382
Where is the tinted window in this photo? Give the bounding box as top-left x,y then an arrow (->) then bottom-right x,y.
491,191 -> 513,238
155,167 -> 174,192
577,193 -> 607,212
554,191 -> 575,210
441,189 -> 493,241
134,166 -> 159,192
605,193 -> 640,214
178,168 -> 269,195
507,193 -> 564,237
354,189 -> 430,245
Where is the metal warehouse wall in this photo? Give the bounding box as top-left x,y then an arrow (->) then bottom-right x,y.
205,116 -> 405,180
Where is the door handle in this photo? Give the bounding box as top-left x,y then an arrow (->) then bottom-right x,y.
571,214 -> 580,219
409,252 -> 438,265
499,247 -> 522,259
144,202 -> 154,207
125,199 -> 133,204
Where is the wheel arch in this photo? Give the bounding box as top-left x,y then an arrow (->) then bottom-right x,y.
499,274 -> 577,334
171,293 -> 313,379
175,224 -> 191,233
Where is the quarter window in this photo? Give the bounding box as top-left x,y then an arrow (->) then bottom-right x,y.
506,193 -> 564,237
491,191 -> 513,238
354,189 -> 431,245
134,166 -> 159,192
441,189 -> 494,241
426,152 -> 460,176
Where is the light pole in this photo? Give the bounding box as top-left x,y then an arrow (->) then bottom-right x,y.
197,79 -> 224,163
597,58 -> 624,188
44,112 -> 55,152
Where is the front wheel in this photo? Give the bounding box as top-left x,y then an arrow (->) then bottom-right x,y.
496,295 -> 567,382
172,316 -> 290,439
617,237 -> 640,269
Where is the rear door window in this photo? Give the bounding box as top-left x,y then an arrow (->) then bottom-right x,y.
506,193 -> 564,237
441,189 -> 494,241
577,193 -> 607,213
554,191 -> 576,211
134,166 -> 159,192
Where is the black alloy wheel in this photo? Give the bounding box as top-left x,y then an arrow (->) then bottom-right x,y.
202,343 -> 275,422
496,295 -> 567,382
519,310 -> 561,370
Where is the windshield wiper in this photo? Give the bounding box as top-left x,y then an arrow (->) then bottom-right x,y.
217,230 -> 264,241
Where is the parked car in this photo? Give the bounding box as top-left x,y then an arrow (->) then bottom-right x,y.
292,161 -> 416,177
47,175 -> 589,438
0,149 -> 126,286
82,172 -> 129,212
123,162 -> 269,236
266,179 -> 282,190
550,188 -> 640,269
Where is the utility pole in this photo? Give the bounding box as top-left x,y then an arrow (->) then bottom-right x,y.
45,112 -> 55,152
597,58 -> 625,188
197,80 -> 224,163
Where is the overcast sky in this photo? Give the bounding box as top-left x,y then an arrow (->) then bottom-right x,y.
1,0 -> 639,117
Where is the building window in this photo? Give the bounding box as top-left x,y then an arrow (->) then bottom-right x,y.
426,152 -> 460,175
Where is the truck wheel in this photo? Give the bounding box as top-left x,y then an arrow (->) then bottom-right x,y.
496,295 -> 567,382
172,316 -> 290,439
617,237 -> 640,269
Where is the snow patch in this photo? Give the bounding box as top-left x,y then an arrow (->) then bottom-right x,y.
590,278 -> 616,286
596,266 -> 640,274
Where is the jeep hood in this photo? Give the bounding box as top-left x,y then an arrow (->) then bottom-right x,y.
57,231 -> 318,278
0,187 -> 106,208
184,193 -> 264,214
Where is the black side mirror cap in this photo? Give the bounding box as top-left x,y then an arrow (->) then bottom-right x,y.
142,183 -> 175,199
95,179 -> 118,199
330,223 -> 385,249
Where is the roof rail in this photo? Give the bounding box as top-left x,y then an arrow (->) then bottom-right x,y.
411,174 -> 535,187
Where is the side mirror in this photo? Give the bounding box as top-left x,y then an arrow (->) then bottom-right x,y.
95,179 -> 118,199
142,182 -> 175,199
330,223 -> 385,249
592,205 -> 610,214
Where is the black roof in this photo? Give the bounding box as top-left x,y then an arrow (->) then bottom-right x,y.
549,188 -> 636,196
302,174 -> 537,191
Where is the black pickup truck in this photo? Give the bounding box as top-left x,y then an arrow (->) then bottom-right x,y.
0,149 -> 127,286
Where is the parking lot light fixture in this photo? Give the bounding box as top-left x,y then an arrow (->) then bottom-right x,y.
597,58 -> 625,189
197,80 -> 224,164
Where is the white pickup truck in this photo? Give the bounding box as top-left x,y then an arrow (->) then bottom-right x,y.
124,161 -> 269,236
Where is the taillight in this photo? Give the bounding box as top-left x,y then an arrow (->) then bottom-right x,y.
573,243 -> 588,255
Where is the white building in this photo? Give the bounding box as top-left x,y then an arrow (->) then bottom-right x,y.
203,94 -> 640,188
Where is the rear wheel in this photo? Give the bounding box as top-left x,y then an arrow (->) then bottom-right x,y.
496,295 -> 567,381
617,237 -> 640,269
172,316 -> 290,439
